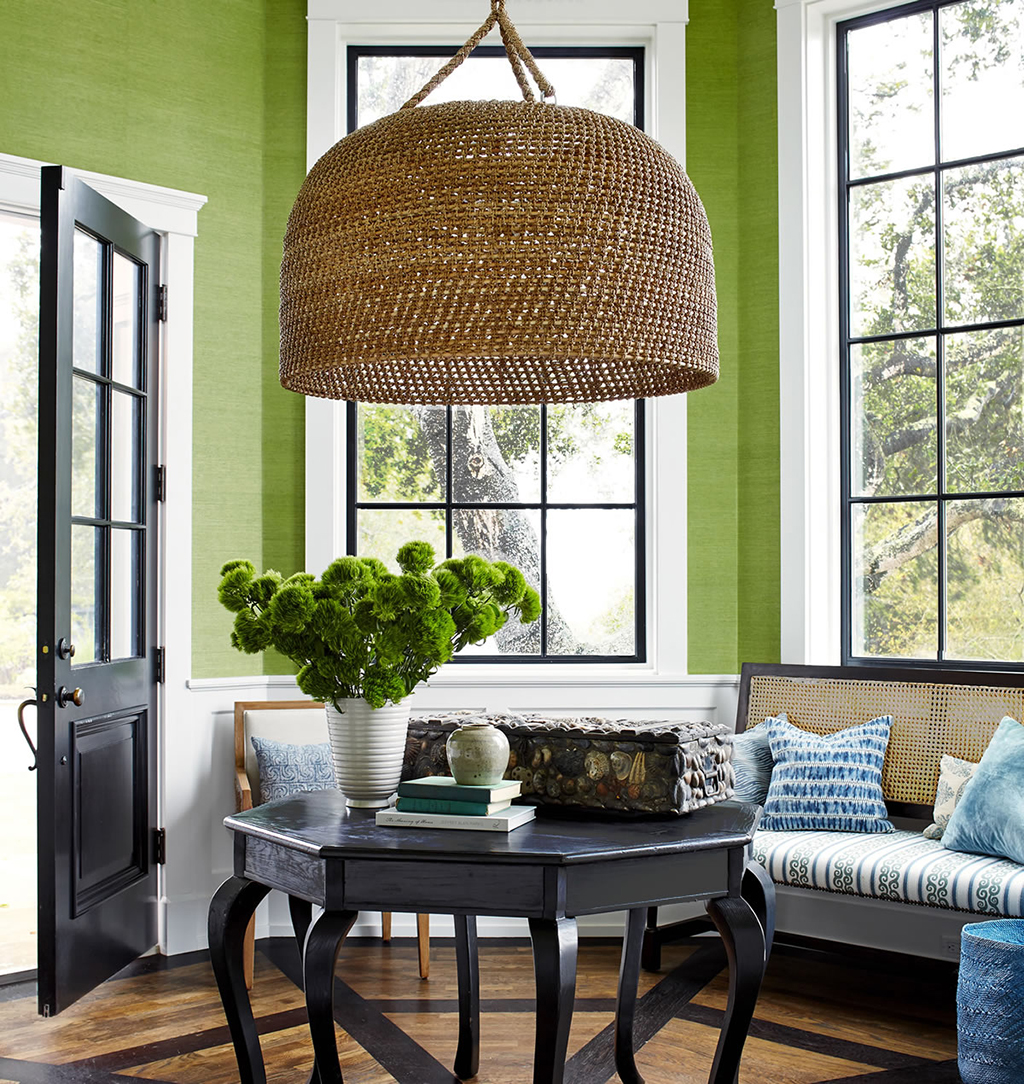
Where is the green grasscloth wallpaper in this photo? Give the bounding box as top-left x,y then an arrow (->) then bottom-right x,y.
0,0 -> 778,678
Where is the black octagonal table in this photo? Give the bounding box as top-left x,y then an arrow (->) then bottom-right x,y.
209,791 -> 773,1084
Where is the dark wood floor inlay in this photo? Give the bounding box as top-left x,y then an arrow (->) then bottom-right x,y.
65,1006 -> 311,1072
261,936 -> 462,1084
820,1061 -> 962,1083
678,1002 -> 937,1071
0,1057 -> 178,1084
0,935 -> 959,1084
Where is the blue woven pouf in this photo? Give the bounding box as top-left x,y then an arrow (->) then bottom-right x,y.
958,920 -> 1024,1083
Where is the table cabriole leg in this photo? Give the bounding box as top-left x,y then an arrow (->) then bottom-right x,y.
454,915 -> 480,1080
208,876 -> 272,1084
287,897 -> 320,1084
289,896 -> 314,958
614,907 -> 647,1084
528,916 -> 578,1084
303,909 -> 359,1084
742,861 -> 776,963
704,894 -> 768,1084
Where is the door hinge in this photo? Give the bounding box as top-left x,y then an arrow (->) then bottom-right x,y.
155,465 -> 166,502
155,646 -> 166,684
157,283 -> 168,322
153,827 -> 167,865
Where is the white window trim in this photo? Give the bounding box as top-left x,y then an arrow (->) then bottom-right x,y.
0,150 -> 206,951
776,0 -> 911,665
302,0 -> 708,694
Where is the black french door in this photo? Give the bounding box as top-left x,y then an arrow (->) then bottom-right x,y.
36,166 -> 161,1016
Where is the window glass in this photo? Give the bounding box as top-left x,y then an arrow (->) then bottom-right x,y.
840,0 -> 1024,665
349,47 -> 644,660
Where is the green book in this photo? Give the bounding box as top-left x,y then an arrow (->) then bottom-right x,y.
396,796 -> 512,816
397,775 -> 522,804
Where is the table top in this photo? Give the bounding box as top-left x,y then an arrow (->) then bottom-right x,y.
224,791 -> 760,867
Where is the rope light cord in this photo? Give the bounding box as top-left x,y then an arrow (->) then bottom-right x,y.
401,0 -> 556,110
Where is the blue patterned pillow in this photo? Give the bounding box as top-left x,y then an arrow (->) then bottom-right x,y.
760,713 -> 894,833
731,725 -> 774,805
250,735 -> 335,803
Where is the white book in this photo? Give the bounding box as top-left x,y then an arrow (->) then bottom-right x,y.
375,804 -> 536,833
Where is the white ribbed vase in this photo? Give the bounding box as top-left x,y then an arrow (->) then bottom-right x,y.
325,699 -> 411,808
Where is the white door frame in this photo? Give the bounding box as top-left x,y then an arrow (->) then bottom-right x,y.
0,151 -> 205,953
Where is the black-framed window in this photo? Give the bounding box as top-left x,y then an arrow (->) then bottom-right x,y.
838,0 -> 1024,666
346,45 -> 646,661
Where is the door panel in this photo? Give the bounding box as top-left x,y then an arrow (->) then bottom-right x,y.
37,166 -> 160,1016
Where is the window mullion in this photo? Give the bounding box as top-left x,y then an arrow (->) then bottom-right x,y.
932,9 -> 947,661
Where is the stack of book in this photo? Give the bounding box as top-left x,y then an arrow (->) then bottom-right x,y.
375,776 -> 535,832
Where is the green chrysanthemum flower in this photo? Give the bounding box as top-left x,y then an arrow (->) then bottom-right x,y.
232,609 -> 272,653
268,583 -> 316,633
218,564 -> 256,613
396,540 -> 436,575
492,562 -> 526,605
399,573 -> 441,609
322,556 -> 367,587
519,585 -> 542,623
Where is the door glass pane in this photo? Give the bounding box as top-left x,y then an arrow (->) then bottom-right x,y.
453,508 -> 541,656
943,156 -> 1024,326
851,501 -> 938,658
72,376 -> 102,518
71,525 -> 101,664
846,10 -> 934,180
547,402 -> 634,504
73,229 -> 103,375
946,497 -> 1024,661
547,509 -> 635,656
945,327 -> 1024,494
850,176 -> 937,338
941,0 -> 1024,163
357,403 -> 445,502
110,528 -> 140,660
112,252 -> 142,389
111,390 -> 141,523
452,405 -> 540,505
850,338 -> 936,497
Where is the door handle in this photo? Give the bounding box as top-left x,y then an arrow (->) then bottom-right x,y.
57,686 -> 84,708
57,638 -> 76,660
17,699 -> 37,771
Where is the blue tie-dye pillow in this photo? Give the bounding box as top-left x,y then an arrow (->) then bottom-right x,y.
760,713 -> 894,833
250,734 -> 335,803
731,724 -> 774,805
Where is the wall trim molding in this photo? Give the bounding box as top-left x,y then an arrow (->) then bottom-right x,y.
775,0 -> 902,665
302,1 -> 692,681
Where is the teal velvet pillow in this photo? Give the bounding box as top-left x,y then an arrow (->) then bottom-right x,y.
942,717 -> 1024,865
731,724 -> 774,805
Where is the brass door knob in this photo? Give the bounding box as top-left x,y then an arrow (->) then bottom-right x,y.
57,686 -> 84,708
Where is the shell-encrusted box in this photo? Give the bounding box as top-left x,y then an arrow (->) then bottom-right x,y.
403,713 -> 735,815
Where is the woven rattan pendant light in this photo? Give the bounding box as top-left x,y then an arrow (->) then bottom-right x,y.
280,0 -> 718,406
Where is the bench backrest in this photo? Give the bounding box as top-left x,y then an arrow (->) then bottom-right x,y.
736,663 -> 1024,817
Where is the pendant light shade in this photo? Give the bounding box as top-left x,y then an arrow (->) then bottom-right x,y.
279,4 -> 718,405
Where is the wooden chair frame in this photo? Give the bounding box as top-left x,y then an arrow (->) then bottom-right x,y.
233,700 -> 429,984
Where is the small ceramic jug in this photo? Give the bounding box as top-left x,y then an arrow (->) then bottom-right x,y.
446,722 -> 510,786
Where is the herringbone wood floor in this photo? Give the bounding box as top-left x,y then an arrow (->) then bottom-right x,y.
0,936 -> 959,1083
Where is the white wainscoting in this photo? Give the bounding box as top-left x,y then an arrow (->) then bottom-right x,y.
163,673 -> 740,952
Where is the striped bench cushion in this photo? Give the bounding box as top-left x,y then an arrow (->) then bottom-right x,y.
752,829 -> 1024,917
